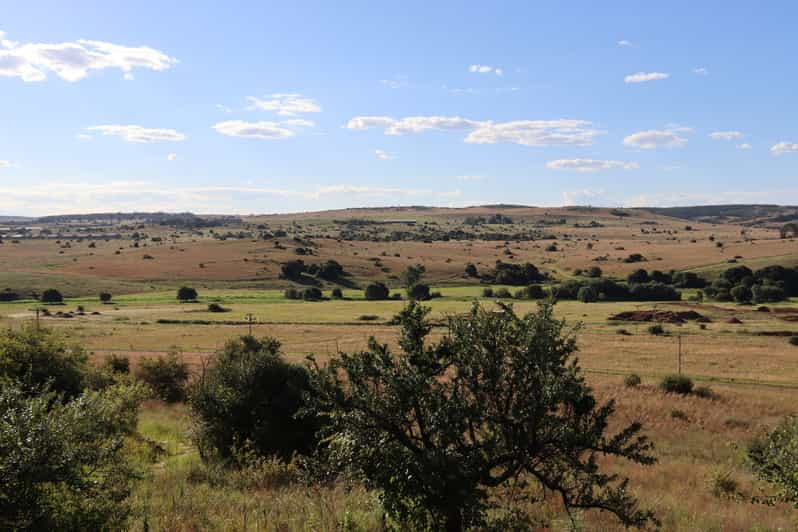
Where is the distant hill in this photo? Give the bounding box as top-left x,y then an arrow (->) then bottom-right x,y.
0,216 -> 34,223
638,205 -> 798,226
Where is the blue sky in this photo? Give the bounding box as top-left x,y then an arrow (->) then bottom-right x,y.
1,1 -> 797,215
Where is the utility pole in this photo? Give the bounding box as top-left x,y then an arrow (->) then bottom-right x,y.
245,313 -> 256,336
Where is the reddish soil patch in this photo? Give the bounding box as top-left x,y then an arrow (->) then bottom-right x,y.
608,310 -> 709,324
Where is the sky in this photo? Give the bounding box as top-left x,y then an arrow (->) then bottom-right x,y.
1,0 -> 797,216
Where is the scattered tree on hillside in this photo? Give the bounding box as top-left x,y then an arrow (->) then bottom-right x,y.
177,286 -> 198,302
40,288 -> 63,304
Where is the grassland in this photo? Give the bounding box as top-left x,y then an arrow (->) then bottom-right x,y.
3,205 -> 798,529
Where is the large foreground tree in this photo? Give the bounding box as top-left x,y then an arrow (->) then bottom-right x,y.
306,302 -> 657,530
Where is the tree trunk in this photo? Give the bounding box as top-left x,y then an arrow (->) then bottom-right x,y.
445,508 -> 463,532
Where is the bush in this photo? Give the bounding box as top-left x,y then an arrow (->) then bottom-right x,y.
358,314 -> 380,321
188,336 -> 320,461
0,382 -> 146,530
647,324 -> 665,335
586,266 -> 603,278
364,282 -> 390,300
627,269 -> 649,284
659,374 -> 694,395
0,289 -> 19,302
748,415 -> 798,507
136,352 -> 189,403
693,385 -> 716,399
302,287 -> 323,301
408,283 -> 431,301
103,353 -> 130,374
284,288 -> 301,299
331,287 -> 343,299
99,292 -> 112,303
752,284 -> 786,303
481,287 -> 494,298
0,326 -> 88,399
672,271 -> 706,289
731,284 -> 753,304
207,302 -> 229,312
41,288 -> 63,304
494,287 -> 513,299
177,286 -> 198,301
577,285 -> 598,303
514,284 -> 545,300
670,409 -> 688,420
789,336 -> 798,346
624,374 -> 642,387
464,263 -> 478,277
628,282 -> 681,301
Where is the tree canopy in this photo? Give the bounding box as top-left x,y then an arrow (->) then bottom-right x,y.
306,302 -> 657,530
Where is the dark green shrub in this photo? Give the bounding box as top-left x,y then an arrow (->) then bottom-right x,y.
494,287 -> 512,299
103,353 -> 130,374
587,266 -> 602,278
748,415 -> 798,507
624,374 -> 641,387
731,285 -> 752,304
284,288 -> 301,300
693,386 -> 716,399
408,283 -> 431,301
514,284 -> 545,300
464,263 -> 478,277
99,292 -> 112,303
136,352 -> 189,402
41,288 -> 63,304
647,324 -> 665,335
670,409 -> 688,420
0,382 -> 146,530
207,303 -> 229,312
331,287 -> 343,299
481,287 -> 494,298
789,336 -> 798,346
358,314 -> 379,321
659,374 -> 694,395
577,285 -> 598,303
177,286 -> 198,301
364,282 -> 390,300
302,287 -> 323,301
188,336 -> 320,461
752,284 -> 786,303
627,269 -> 649,284
0,326 -> 88,399
0,289 -> 19,302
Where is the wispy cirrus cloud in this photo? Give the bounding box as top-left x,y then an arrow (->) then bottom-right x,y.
246,93 -> 321,116
617,40 -> 632,47
623,126 -> 690,149
771,142 -> 798,155
693,67 -> 709,76
375,149 -> 394,160
624,72 -> 670,83
709,131 -> 744,141
87,125 -> 185,143
212,119 -> 314,140
0,30 -> 176,82
546,159 -> 639,172
469,64 -> 503,76
345,116 -> 606,147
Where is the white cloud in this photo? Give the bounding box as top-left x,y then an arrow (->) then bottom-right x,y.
737,143 -> 751,150
624,72 -> 670,83
212,120 -> 295,140
469,64 -> 502,76
771,142 -> 798,155
246,93 -> 321,116
123,72 -> 134,81
379,75 -> 408,89
0,32 -> 176,82
87,125 -> 185,143
0,160 -> 10,168
167,153 -> 177,161
617,40 -> 632,47
216,104 -> 233,113
375,149 -> 394,160
624,129 -> 688,150
709,131 -> 744,141
693,67 -> 709,75
345,115 -> 605,147
546,159 -> 639,172
454,175 -> 486,181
